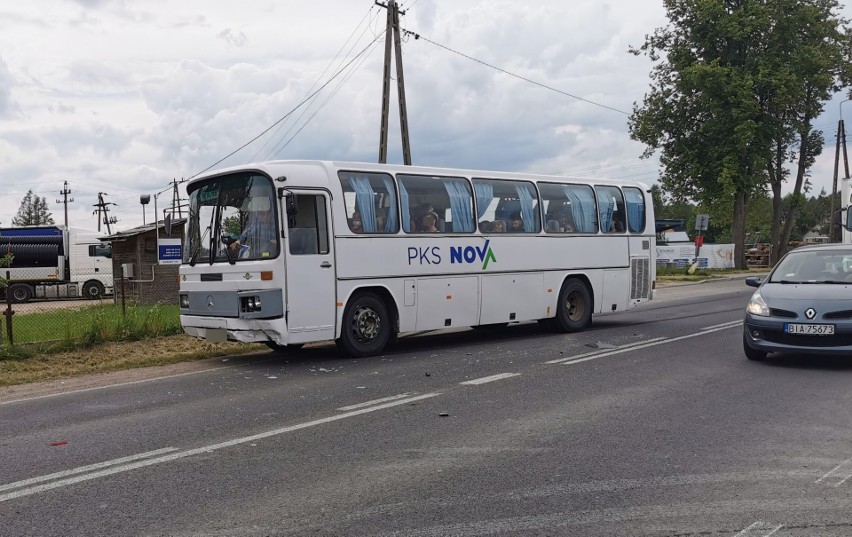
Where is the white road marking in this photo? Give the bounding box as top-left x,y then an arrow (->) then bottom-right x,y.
460,373 -> 520,386
702,320 -> 745,330
337,393 -> 413,411
0,392 -> 441,503
816,457 -> 852,486
545,338 -> 667,365
0,447 -> 179,493
560,324 -> 743,366
734,521 -> 784,536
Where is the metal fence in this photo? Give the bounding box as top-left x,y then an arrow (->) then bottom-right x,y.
1,267 -> 180,347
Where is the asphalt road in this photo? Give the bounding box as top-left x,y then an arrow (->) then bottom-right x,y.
2,278 -> 851,536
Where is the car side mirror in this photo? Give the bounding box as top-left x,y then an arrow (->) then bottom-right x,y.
745,276 -> 762,288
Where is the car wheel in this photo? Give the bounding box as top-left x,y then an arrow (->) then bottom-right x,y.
743,331 -> 767,361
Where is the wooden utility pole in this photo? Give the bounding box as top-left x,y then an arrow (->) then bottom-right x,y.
93,192 -> 118,235
56,180 -> 74,229
830,120 -> 842,242
376,0 -> 412,165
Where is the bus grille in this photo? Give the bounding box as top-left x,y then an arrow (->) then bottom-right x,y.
631,258 -> 650,299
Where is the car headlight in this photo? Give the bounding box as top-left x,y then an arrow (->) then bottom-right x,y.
746,291 -> 770,317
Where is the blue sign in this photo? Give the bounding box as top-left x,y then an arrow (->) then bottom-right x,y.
158,239 -> 182,265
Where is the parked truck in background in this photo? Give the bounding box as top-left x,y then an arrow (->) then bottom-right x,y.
0,226 -> 113,303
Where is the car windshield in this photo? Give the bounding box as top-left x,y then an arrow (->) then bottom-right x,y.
768,249 -> 852,284
184,173 -> 279,264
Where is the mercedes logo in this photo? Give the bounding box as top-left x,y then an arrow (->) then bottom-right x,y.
805,308 -> 816,320
207,296 -> 215,310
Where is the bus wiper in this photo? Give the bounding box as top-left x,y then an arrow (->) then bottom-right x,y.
188,224 -> 211,267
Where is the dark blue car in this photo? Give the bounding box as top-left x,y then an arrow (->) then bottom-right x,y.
743,243 -> 852,360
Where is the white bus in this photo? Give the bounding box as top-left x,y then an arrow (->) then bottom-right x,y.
179,160 -> 656,357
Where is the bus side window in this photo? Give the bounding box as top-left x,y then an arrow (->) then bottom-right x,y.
288,194 -> 329,255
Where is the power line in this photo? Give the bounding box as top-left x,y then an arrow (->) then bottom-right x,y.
400,29 -> 630,116
190,35 -> 383,180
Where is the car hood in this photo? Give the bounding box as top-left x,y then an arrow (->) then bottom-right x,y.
759,282 -> 852,315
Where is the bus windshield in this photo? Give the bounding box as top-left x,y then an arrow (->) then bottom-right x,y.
184,173 -> 279,264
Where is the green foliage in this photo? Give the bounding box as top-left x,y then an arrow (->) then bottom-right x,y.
0,252 -> 12,291
12,190 -> 55,226
9,304 -> 183,347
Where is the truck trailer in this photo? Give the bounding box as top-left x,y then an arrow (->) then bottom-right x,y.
0,226 -> 113,303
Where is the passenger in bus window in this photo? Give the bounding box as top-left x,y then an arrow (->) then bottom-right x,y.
510,212 -> 523,232
611,215 -> 625,233
350,211 -> 363,233
421,212 -> 440,233
492,220 -> 506,233
479,221 -> 494,233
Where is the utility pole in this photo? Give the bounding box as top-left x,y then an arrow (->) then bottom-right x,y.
376,0 -> 412,165
56,180 -> 74,229
92,192 -> 118,235
170,178 -> 185,219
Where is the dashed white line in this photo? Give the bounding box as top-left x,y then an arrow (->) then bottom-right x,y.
734,521 -> 784,537
702,320 -> 745,331
0,392 -> 441,503
816,457 -> 852,486
460,373 -> 520,386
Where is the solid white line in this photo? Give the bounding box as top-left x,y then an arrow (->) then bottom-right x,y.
0,447 -> 180,493
561,324 -> 742,366
336,393 -> 412,411
545,338 -> 667,365
816,458 -> 850,483
0,392 -> 441,503
460,373 -> 520,386
702,320 -> 745,330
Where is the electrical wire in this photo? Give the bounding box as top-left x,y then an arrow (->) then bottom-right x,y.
400,29 -> 630,116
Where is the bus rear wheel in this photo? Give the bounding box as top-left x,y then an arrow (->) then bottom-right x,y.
552,279 -> 592,333
338,292 -> 392,357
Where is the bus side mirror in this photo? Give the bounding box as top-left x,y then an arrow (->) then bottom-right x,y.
846,209 -> 851,232
278,188 -> 298,217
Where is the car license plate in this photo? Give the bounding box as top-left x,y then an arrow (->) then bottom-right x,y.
785,323 -> 835,335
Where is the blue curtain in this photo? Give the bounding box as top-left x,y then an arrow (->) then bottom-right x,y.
398,179 -> 411,232
563,185 -> 596,232
349,176 -> 377,232
444,179 -> 475,232
473,181 -> 494,219
624,188 -> 645,233
515,183 -> 538,232
597,190 -> 614,232
381,176 -> 398,233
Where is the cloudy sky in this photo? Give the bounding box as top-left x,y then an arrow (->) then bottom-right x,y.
1,0 -> 850,232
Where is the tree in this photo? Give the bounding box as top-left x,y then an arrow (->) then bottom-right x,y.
12,190 -> 54,226
629,0 -> 851,268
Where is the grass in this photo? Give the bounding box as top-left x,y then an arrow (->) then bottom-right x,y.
0,303 -> 265,387
656,265 -> 766,283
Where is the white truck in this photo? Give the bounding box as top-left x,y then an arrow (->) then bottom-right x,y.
0,226 -> 114,303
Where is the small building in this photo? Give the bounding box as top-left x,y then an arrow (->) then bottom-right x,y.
101,219 -> 186,305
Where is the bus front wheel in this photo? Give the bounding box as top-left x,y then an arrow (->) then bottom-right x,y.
338,292 -> 392,357
552,279 -> 592,332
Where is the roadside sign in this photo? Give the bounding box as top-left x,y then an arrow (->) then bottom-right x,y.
158,238 -> 182,265
695,214 -> 710,231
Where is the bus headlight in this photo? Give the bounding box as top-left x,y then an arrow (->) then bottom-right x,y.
179,294 -> 190,309
241,295 -> 262,313
746,291 -> 769,317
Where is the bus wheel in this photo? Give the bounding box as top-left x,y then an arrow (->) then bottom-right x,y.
83,280 -> 105,300
339,292 -> 392,357
265,342 -> 304,353
552,279 -> 592,332
9,284 -> 34,303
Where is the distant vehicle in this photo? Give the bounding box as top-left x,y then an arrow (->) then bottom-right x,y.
0,226 -> 113,303
179,160 -> 656,357
743,243 -> 852,360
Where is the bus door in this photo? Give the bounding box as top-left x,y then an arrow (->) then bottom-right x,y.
284,191 -> 336,343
